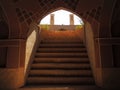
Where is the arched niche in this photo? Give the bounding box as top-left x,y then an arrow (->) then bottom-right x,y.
0,21 -> 9,39
0,6 -> 9,68
111,0 -> 120,37
111,0 -> 120,67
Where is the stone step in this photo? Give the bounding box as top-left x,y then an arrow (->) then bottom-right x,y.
19,86 -> 102,90
41,40 -> 83,43
31,63 -> 91,70
35,52 -> 88,58
34,58 -> 89,63
27,77 -> 94,85
37,48 -> 87,53
39,44 -> 85,48
41,41 -> 83,44
29,70 -> 92,77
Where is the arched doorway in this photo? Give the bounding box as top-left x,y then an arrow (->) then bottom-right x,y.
25,7 -> 98,87
39,9 -> 84,31
22,3 -> 103,88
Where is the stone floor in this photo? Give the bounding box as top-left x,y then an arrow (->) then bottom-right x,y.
2,85 -> 119,90
19,86 -> 118,90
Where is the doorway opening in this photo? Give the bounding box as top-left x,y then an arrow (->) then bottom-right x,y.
39,9 -> 84,31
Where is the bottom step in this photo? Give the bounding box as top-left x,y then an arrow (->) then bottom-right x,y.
27,77 -> 94,85
20,85 -> 102,90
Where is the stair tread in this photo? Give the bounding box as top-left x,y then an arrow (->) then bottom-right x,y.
41,40 -> 83,43
27,77 -> 94,84
35,53 -> 88,58
35,52 -> 87,56
37,48 -> 87,53
29,69 -> 92,76
34,58 -> 89,63
40,43 -> 84,45
31,63 -> 90,69
39,44 -> 85,48
38,48 -> 86,50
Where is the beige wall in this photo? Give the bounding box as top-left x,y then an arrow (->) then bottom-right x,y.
0,22 -> 40,89
85,22 -> 120,88
24,22 -> 41,83
25,27 -> 37,73
0,68 -> 24,89
84,22 -> 99,84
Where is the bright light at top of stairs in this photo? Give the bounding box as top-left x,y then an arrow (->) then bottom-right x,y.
40,9 -> 84,25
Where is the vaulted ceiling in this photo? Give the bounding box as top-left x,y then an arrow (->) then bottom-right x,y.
0,0 -> 118,39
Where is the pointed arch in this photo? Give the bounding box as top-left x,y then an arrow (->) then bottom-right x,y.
37,7 -> 85,24
0,5 -> 9,68
40,9 -> 84,25
0,5 -> 9,39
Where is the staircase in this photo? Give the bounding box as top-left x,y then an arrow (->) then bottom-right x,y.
26,30 -> 95,86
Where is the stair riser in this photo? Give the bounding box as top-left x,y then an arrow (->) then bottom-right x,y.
39,46 -> 85,48
35,53 -> 88,58
29,70 -> 92,76
37,49 -> 87,53
41,42 -> 83,44
34,58 -> 89,63
35,55 -> 88,58
31,64 -> 90,70
39,44 -> 85,46
27,77 -> 94,84
41,41 -> 83,43
37,51 -> 87,53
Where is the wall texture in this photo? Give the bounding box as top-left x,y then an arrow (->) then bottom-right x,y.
0,68 -> 24,89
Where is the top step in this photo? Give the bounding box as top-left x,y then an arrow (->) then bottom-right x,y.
41,40 -> 83,44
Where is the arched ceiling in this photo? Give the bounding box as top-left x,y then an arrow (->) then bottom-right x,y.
0,0 -> 116,39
